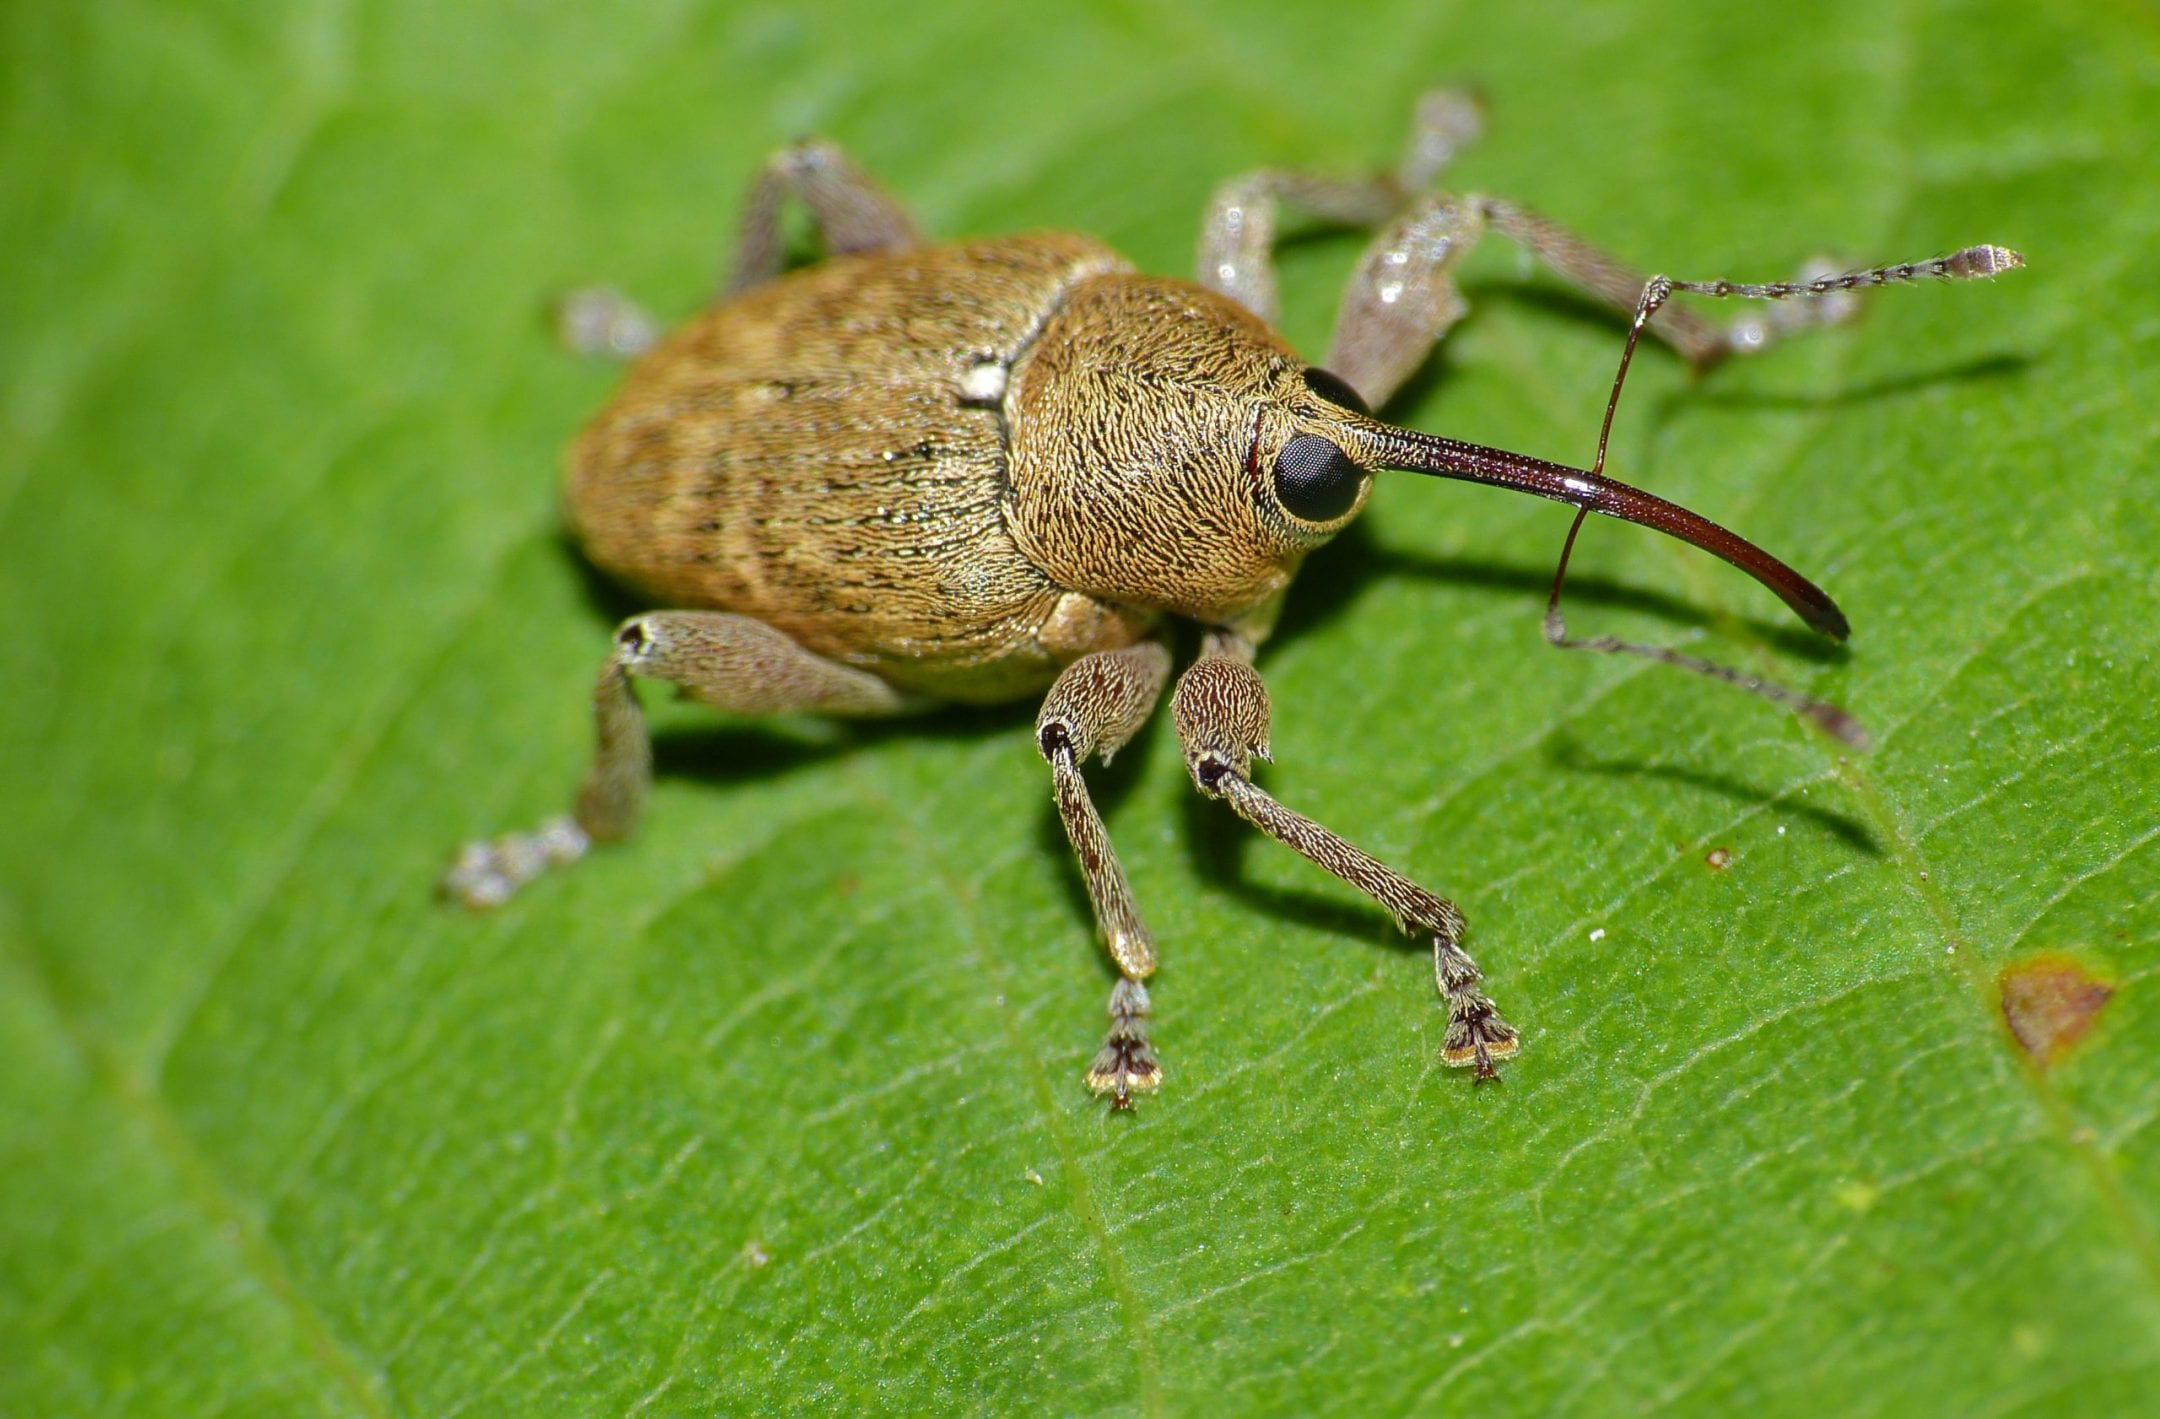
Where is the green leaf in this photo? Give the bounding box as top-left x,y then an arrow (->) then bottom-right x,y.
4,2 -> 2155,1414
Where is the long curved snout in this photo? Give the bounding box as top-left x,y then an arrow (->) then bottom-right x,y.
1345,421 -> 1850,642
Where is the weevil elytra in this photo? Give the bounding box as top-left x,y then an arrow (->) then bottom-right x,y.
445,93 -> 2021,1106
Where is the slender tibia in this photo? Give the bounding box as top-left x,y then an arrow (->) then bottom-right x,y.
1172,644 -> 1518,1078
444,611 -> 912,909
1037,641 -> 1173,1104
727,139 -> 922,296
1213,773 -> 1519,1077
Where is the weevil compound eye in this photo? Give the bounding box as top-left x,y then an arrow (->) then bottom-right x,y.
1273,434 -> 1367,522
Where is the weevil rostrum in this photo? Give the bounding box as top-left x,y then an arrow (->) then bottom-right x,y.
445,94 -> 2021,1106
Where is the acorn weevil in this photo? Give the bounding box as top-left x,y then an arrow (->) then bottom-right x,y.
445,93 -> 2021,1106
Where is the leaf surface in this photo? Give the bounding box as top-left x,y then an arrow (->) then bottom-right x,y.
3,2 -> 2156,1413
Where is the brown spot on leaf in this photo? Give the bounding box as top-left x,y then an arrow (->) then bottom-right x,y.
1999,954 -> 2114,1068
1705,847 -> 1733,871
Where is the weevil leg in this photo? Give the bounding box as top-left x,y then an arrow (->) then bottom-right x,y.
1035,640 -> 1175,1105
553,141 -> 917,356
1170,633 -> 1519,1079
1471,197 -> 1868,368
1324,195 -> 1485,409
726,139 -> 922,296
444,611 -> 917,909
1198,168 -> 1402,326
1196,89 -> 1486,325
556,286 -> 663,360
1396,88 -> 1488,192
1324,189 -> 1890,405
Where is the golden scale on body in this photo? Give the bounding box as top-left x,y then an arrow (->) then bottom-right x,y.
444,92 -> 2021,1107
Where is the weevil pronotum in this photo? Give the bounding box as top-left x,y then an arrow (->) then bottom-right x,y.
445,93 -> 2021,1106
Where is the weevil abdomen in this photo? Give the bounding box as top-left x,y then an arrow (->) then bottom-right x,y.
567,231 -> 1150,702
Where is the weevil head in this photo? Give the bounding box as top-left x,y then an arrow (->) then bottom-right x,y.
1002,274 -> 1381,633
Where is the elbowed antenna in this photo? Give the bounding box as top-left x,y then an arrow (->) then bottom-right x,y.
1330,243 -> 2022,749
1343,421 -> 1851,641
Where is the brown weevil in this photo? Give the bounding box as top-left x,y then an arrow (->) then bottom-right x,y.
445,93 -> 2021,1106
